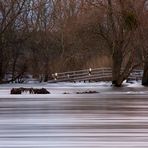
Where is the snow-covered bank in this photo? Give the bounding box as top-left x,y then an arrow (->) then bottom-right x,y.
0,81 -> 147,97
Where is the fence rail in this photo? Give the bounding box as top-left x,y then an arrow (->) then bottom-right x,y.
49,68 -> 143,83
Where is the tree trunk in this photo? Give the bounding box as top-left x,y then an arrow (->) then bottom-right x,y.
142,59 -> 148,86
43,61 -> 49,82
112,48 -> 135,87
112,48 -> 123,87
12,58 -> 18,81
0,48 -> 4,83
44,73 -> 49,82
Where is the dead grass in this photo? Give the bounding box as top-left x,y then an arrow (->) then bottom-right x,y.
85,55 -> 112,68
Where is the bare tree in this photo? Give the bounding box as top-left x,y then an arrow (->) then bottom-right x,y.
86,0 -> 141,86
138,0 -> 148,85
0,0 -> 28,83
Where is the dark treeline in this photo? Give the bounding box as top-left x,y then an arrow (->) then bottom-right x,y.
0,0 -> 148,86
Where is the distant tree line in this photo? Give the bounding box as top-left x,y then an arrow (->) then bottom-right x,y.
0,0 -> 148,86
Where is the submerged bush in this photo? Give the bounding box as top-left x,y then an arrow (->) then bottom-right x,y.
10,88 -> 50,94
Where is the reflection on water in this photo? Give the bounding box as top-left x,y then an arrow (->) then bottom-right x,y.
0,95 -> 148,147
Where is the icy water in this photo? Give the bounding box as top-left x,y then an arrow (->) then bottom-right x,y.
0,94 -> 148,147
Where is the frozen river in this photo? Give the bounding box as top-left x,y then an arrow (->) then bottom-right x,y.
0,94 -> 148,147
0,82 -> 148,147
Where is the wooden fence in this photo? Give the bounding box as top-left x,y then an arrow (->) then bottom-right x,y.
49,68 -> 143,83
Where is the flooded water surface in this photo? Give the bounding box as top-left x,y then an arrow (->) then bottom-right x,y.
0,93 -> 148,147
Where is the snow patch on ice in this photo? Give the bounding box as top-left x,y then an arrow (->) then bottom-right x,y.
123,80 -> 143,88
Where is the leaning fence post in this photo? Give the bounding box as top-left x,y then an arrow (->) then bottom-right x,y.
54,73 -> 58,80
89,68 -> 92,75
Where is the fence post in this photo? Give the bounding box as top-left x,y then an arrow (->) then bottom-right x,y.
54,73 -> 58,80
89,68 -> 92,76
